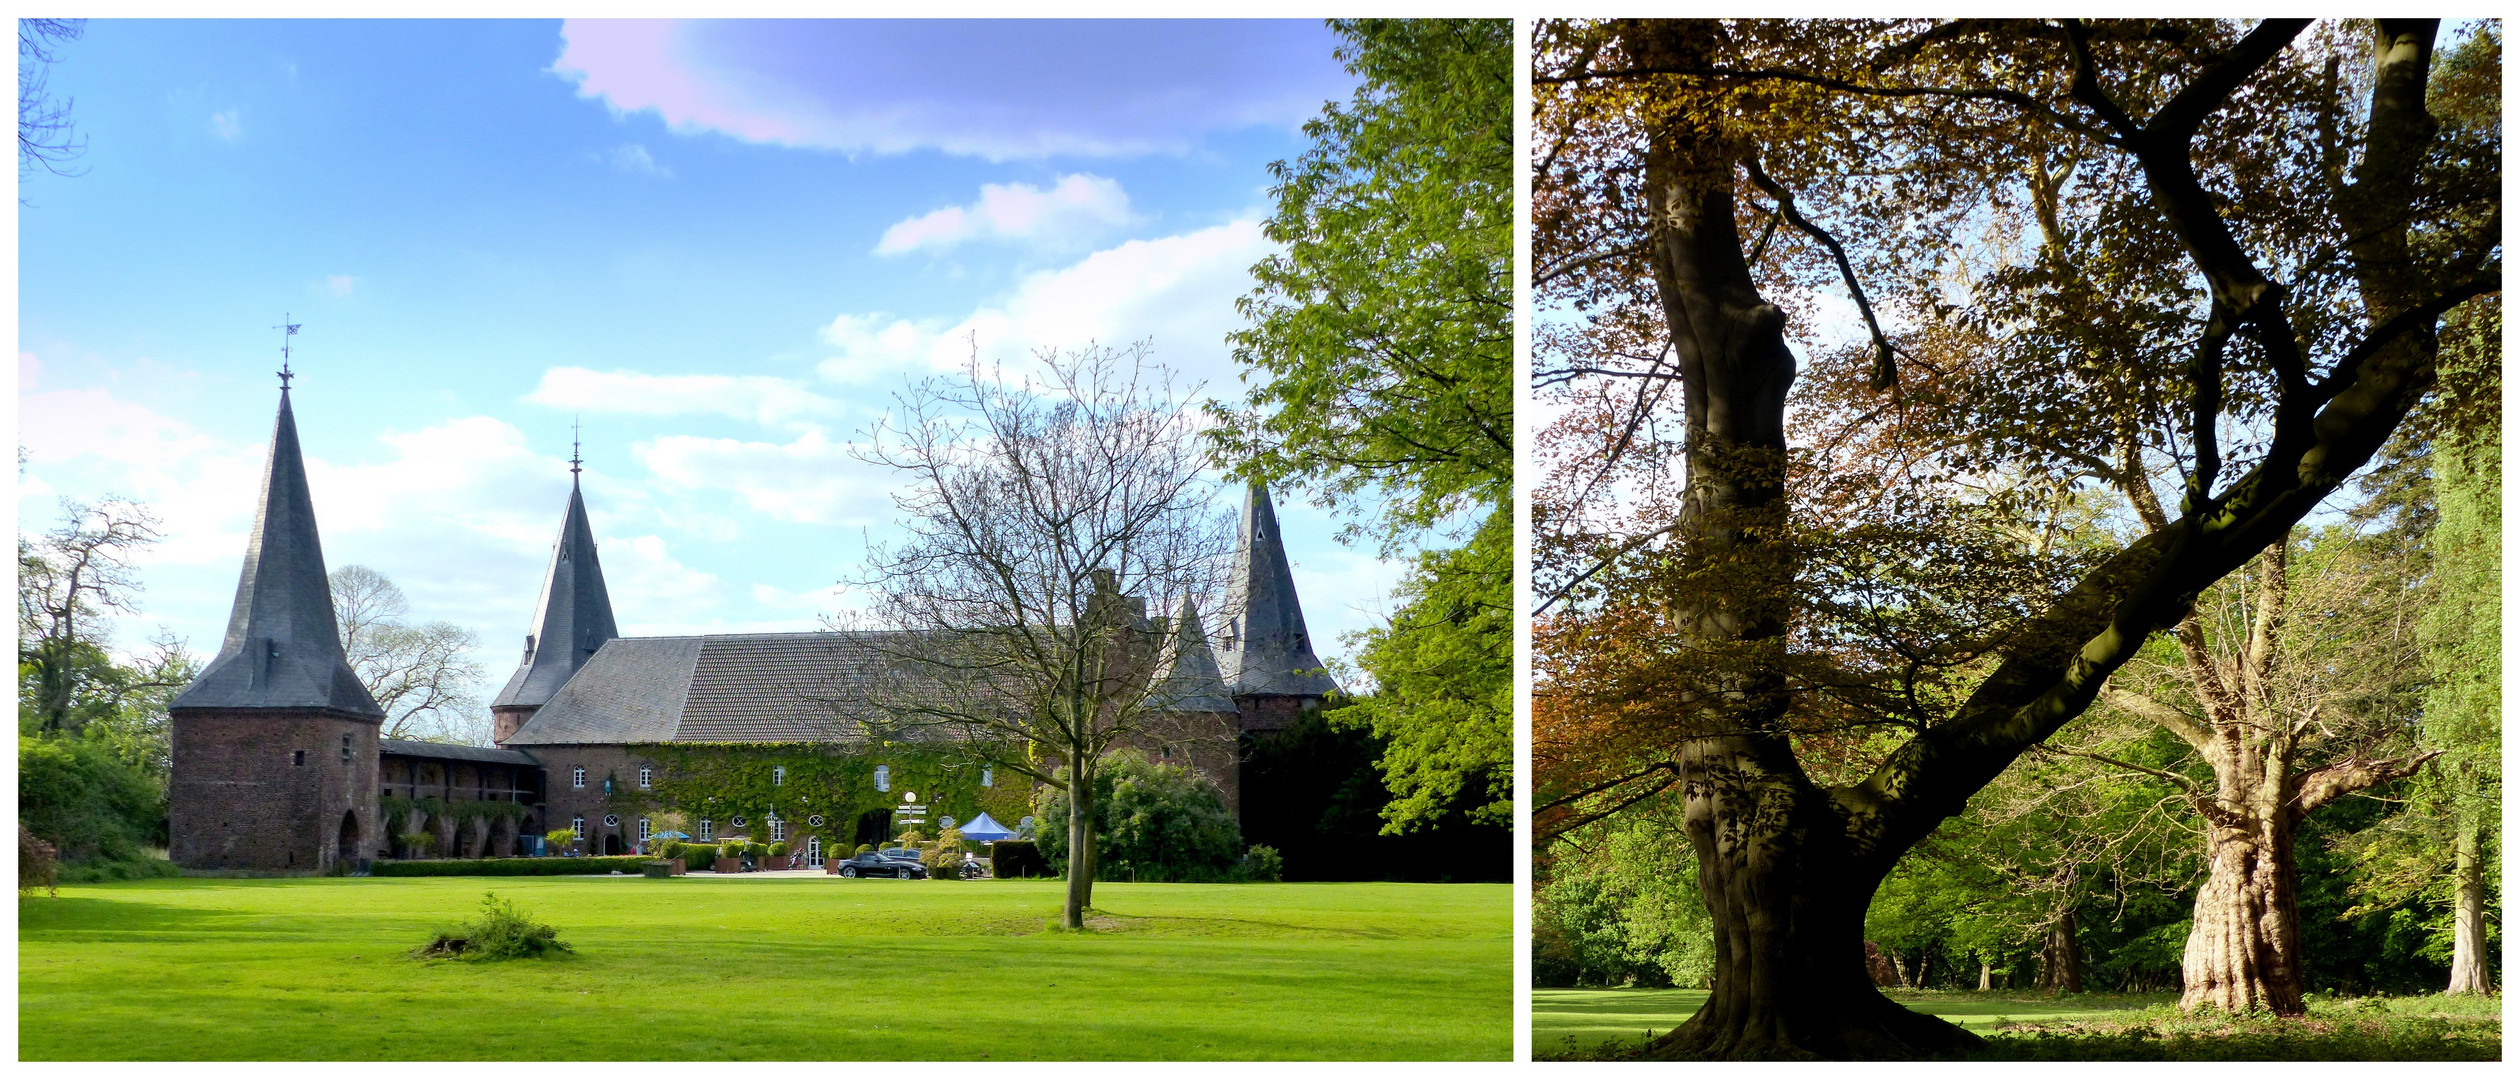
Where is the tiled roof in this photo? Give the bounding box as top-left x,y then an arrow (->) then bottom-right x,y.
379,739 -> 539,766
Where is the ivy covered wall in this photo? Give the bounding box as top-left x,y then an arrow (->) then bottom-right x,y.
602,742 -> 1036,840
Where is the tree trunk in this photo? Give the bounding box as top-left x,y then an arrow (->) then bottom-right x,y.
2180,801 -> 2305,1014
2446,823 -> 2492,993
2039,911 -> 2083,993
1978,958 -> 1992,991
1636,739 -> 1982,1060
1062,755 -> 1095,929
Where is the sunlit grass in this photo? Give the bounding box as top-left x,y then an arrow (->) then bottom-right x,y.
21,876 -> 1509,1060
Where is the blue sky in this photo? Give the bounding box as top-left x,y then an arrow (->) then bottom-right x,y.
16,19 -> 1409,695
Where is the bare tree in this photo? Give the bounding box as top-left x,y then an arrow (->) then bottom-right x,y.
839,342 -> 1237,929
18,18 -> 87,188
17,497 -> 182,733
330,565 -> 488,744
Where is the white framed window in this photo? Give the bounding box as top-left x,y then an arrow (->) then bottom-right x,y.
638,767 -> 651,789
638,818 -> 651,840
807,814 -> 825,827
773,766 -> 785,786
807,837 -> 821,867
571,767 -> 586,789
603,814 -> 620,828
982,767 -> 993,788
732,815 -> 747,829
874,764 -> 890,792
699,819 -> 713,841
571,816 -> 584,839
769,815 -> 785,841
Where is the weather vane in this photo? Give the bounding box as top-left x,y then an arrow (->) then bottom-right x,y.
273,314 -> 301,389
570,415 -> 583,477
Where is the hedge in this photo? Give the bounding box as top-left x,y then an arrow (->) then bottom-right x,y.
374,857 -> 654,877
990,839 -> 1048,879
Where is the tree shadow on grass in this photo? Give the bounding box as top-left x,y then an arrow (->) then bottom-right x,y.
18,894 -> 241,941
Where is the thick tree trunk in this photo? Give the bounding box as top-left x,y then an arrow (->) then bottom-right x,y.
1637,739 -> 1981,1060
2446,823 -> 2493,993
1062,756 -> 1095,929
1978,958 -> 1993,991
2039,911 -> 2084,993
2181,803 -> 2305,1014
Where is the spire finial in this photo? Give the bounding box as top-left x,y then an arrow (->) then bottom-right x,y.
570,416 -> 583,479
273,314 -> 301,390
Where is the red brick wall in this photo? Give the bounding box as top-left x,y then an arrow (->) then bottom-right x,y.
169,707 -> 380,872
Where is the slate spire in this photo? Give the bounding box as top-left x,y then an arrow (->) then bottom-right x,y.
490,466 -> 620,712
1156,594 -> 1237,714
169,386 -> 383,716
1219,480 -> 1339,699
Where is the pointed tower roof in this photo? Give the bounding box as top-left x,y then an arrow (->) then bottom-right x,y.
491,470 -> 620,712
169,388 -> 382,717
1219,480 -> 1340,699
1156,595 -> 1238,714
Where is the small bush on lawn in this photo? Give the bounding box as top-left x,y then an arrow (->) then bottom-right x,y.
769,841 -> 789,858
412,891 -> 570,961
1235,845 -> 1284,883
543,829 -> 575,854
376,856 -> 651,877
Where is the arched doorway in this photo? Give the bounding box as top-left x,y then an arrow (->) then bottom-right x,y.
337,811 -> 360,868
603,833 -> 623,856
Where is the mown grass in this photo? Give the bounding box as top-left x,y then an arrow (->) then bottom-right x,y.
1533,986 -> 2501,1061
20,875 -> 1509,1060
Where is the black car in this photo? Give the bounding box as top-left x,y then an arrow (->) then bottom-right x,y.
832,852 -> 926,879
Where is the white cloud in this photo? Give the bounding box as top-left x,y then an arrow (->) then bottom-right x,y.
820,218 -> 1275,391
604,534 -> 724,632
874,175 -> 1133,256
323,275 -> 356,298
636,427 -> 902,526
525,367 -> 836,429
607,142 -> 672,178
550,19 -> 1351,161
210,110 -> 241,141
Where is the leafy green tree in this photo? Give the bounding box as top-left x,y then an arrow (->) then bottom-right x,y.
1216,19 -> 1512,835
1037,753 -> 1240,882
18,734 -> 162,862
18,498 -> 189,738
1215,17 -> 1511,539
1330,507 -> 1510,829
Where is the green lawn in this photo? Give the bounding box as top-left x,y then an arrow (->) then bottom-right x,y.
1534,987 -> 2501,1061
20,875 -> 1510,1060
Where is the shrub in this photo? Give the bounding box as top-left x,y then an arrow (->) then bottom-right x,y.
543,829 -> 576,854
769,841 -> 790,858
19,825 -> 59,897
18,734 -> 164,863
1036,753 -> 1241,881
922,835 -> 968,877
1236,845 -> 1285,883
746,841 -> 768,858
413,891 -> 570,961
375,857 -> 651,877
855,844 -> 875,856
990,839 -> 1048,880
399,831 -> 436,858
720,843 -> 742,861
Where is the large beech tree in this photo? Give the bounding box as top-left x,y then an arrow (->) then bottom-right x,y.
1534,18 -> 2498,1059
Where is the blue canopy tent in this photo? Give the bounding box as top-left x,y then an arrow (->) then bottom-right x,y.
955,812 -> 1017,843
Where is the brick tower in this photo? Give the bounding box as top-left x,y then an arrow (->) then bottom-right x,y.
489,454 -> 618,744
1217,480 -> 1340,733
167,378 -> 385,872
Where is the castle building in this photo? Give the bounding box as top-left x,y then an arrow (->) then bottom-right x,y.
166,382 -> 1337,872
